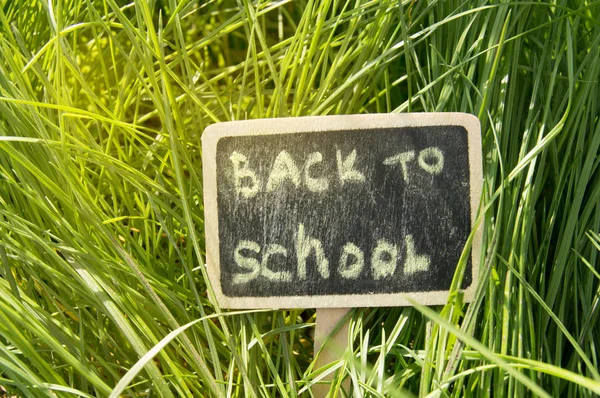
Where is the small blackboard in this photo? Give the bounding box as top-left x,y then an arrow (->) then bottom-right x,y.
202,114 -> 482,309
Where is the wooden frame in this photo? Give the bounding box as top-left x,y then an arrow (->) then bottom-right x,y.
202,113 -> 482,309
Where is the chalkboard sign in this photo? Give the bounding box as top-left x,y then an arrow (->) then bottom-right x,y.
202,114 -> 482,309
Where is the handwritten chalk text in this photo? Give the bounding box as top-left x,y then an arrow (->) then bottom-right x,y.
230,147 -> 444,197
232,223 -> 430,284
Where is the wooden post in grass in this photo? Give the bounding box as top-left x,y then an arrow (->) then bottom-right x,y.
314,308 -> 351,397
201,113 -> 482,395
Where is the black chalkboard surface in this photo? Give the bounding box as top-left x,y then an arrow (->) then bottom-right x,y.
202,114 -> 482,309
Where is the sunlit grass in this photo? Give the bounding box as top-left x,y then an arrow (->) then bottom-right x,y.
0,0 -> 599,396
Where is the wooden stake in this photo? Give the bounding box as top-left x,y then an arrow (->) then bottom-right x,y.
314,308 -> 351,397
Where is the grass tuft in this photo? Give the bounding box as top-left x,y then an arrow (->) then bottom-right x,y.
0,0 -> 599,396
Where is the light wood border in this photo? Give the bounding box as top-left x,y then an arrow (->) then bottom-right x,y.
202,113 -> 482,309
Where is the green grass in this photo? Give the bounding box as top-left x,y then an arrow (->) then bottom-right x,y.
0,0 -> 599,396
